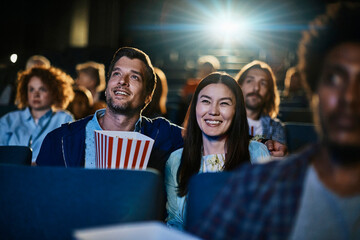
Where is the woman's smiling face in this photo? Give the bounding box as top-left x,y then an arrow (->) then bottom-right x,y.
196,83 -> 236,138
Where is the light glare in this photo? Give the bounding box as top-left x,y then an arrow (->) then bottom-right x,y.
10,54 -> 18,63
207,16 -> 251,43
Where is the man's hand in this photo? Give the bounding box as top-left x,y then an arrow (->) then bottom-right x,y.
264,140 -> 288,157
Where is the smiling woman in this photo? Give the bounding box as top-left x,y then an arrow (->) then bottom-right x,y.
196,83 -> 236,143
164,72 -> 270,230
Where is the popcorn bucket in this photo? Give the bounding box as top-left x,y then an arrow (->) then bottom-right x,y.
94,131 -> 154,170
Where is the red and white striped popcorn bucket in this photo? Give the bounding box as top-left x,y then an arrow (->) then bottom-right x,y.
94,131 -> 154,170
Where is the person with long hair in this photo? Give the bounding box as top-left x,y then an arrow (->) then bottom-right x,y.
165,72 -> 270,230
236,60 -> 287,155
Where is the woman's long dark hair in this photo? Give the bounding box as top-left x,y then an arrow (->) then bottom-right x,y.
177,72 -> 250,197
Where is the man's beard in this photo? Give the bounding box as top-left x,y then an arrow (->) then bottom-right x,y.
324,140 -> 360,166
245,93 -> 264,111
319,109 -> 360,166
106,95 -> 141,116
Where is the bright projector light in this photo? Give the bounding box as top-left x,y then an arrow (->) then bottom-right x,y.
209,19 -> 237,34
215,21 -> 238,33
207,16 -> 250,42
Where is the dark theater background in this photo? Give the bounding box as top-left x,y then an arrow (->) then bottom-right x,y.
0,0 -> 339,123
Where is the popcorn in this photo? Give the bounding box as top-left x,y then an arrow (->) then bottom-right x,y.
94,131 -> 154,170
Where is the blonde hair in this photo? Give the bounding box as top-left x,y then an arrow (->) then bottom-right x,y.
26,55 -> 51,70
197,55 -> 220,70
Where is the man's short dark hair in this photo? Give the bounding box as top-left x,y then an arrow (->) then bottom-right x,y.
298,2 -> 360,95
107,47 -> 156,97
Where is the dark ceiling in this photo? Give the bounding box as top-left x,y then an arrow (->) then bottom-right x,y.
0,0 -> 342,72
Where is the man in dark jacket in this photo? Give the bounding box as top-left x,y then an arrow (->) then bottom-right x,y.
36,47 -> 184,175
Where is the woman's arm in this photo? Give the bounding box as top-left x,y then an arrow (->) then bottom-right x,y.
164,149 -> 186,230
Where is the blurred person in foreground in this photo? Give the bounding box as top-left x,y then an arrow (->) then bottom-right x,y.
165,73 -> 270,230
0,66 -> 74,163
190,2 -> 360,239
236,60 -> 287,157
36,47 -> 184,175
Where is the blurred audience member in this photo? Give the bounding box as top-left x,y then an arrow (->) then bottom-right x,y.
0,55 -> 50,107
236,60 -> 287,156
26,55 -> 51,70
191,3 -> 360,239
165,72 -> 270,230
0,66 -> 74,163
177,55 -> 220,125
67,86 -> 94,120
142,67 -> 168,118
75,61 -> 106,103
0,66 -> 18,106
281,66 -> 309,107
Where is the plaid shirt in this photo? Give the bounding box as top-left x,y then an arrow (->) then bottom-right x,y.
189,144 -> 317,240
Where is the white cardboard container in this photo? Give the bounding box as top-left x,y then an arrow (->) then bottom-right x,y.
94,131 -> 154,170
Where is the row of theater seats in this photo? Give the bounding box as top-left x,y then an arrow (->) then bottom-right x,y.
0,121 -> 317,240
277,105 -> 318,154
284,122 -> 317,153
0,161 -> 166,240
0,147 -> 231,240
0,101 -> 318,239
278,107 -> 313,124
0,147 -> 215,240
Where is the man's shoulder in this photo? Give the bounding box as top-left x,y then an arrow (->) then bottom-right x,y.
47,115 -> 93,137
270,117 -> 285,127
142,116 -> 183,130
141,116 -> 184,151
261,114 -> 284,126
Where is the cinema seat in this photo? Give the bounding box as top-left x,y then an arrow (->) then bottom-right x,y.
185,172 -> 232,231
285,122 -> 318,153
0,145 -> 32,165
0,165 -> 164,240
